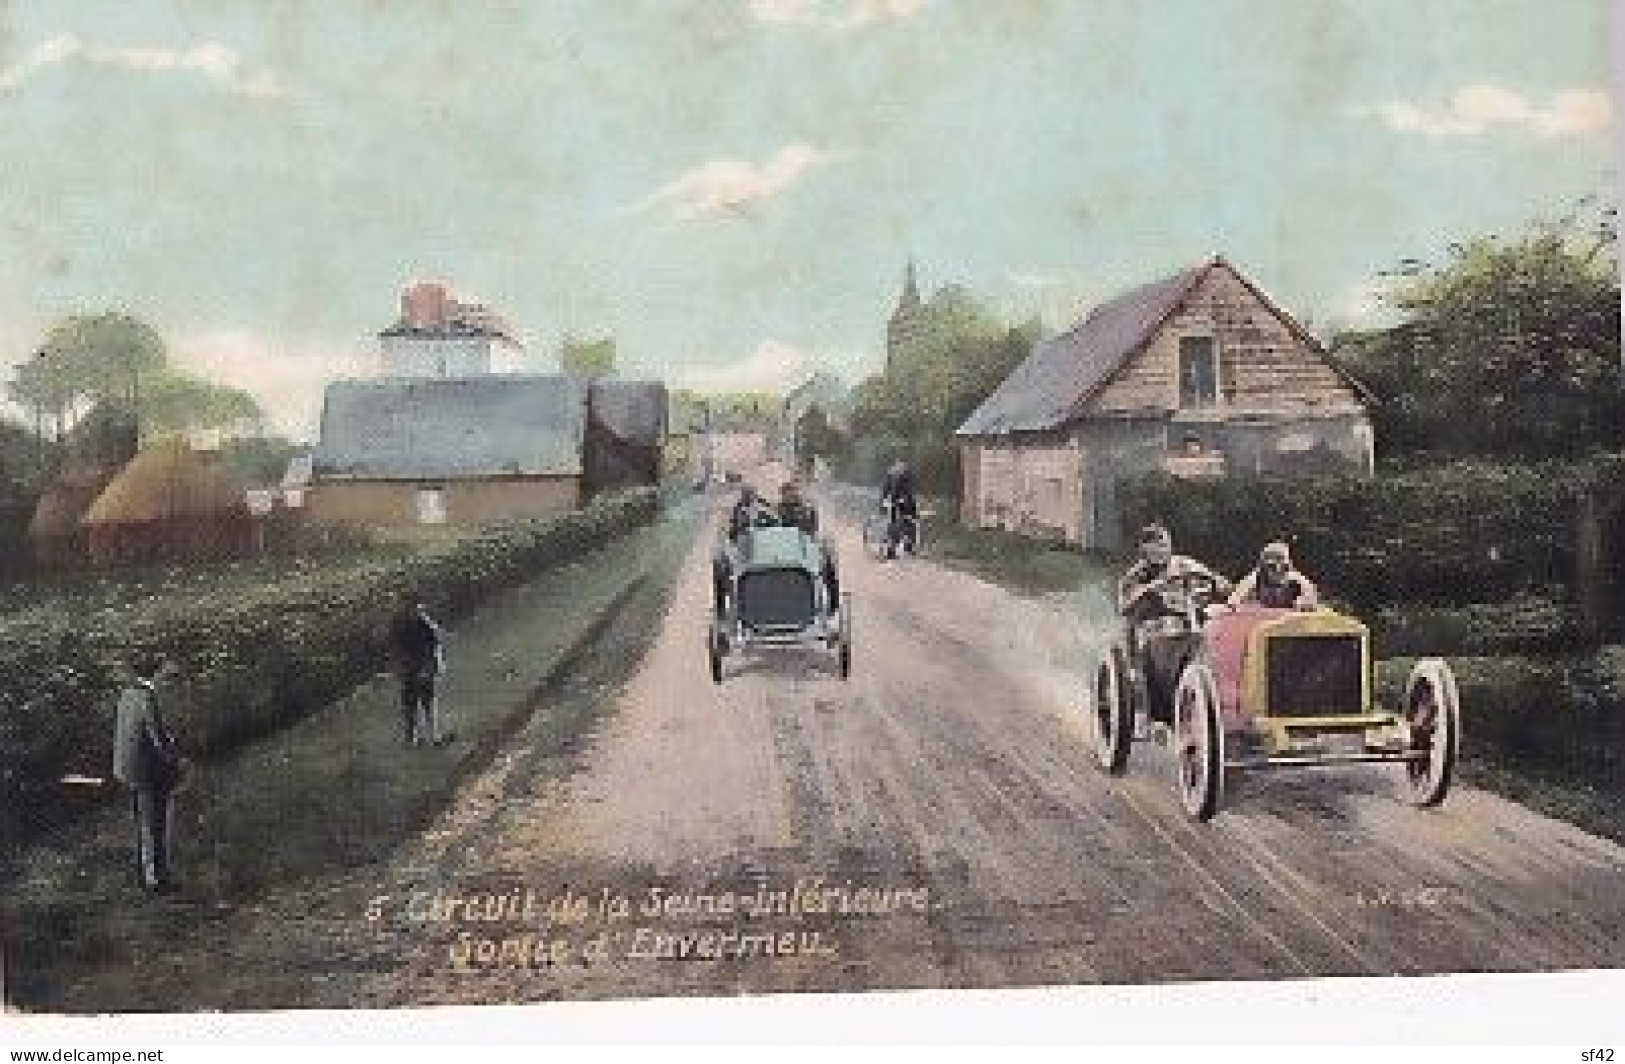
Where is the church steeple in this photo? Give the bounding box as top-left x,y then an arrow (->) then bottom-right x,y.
885,259 -> 926,374
897,259 -> 922,316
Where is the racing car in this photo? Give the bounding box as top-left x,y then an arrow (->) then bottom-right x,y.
709,523 -> 852,682
1085,571 -> 1460,820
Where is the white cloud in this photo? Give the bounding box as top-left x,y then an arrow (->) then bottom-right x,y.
748,0 -> 931,32
1007,270 -> 1061,289
1359,83 -> 1612,138
0,33 -> 287,99
171,331 -> 371,441
1326,275 -> 1406,332
680,339 -> 848,393
640,143 -> 842,220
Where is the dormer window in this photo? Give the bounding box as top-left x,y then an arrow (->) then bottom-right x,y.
1178,335 -> 1218,408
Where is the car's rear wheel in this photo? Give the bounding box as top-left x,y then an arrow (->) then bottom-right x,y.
837,594 -> 853,679
1173,659 -> 1224,821
1400,658 -> 1459,807
1088,644 -> 1133,773
708,625 -> 725,684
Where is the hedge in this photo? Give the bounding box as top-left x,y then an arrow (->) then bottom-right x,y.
0,488 -> 659,854
1376,647 -> 1625,786
1368,591 -> 1579,657
1119,459 -> 1620,610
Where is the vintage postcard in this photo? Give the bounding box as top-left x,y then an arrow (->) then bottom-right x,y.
1,0 -> 1622,1045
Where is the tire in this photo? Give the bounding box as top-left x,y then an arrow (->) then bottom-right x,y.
864,515 -> 889,561
837,594 -> 853,679
708,625 -> 725,685
1172,659 -> 1225,821
1400,658 -> 1460,807
1087,644 -> 1133,773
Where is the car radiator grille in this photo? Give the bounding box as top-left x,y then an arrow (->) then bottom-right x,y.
1265,635 -> 1364,718
739,569 -> 816,628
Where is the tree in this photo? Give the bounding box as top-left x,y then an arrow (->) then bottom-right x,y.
45,312 -> 165,412
216,435 -> 301,485
6,311 -> 267,449
1335,213 -> 1623,461
794,405 -> 848,475
558,333 -> 617,380
140,371 -> 264,437
855,284 -> 1041,442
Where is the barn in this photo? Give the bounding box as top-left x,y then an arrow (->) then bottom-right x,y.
956,257 -> 1374,551
583,381 -> 669,495
26,461 -> 115,566
305,375 -> 587,529
80,439 -> 254,564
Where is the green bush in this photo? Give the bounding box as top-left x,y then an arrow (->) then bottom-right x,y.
0,489 -> 659,854
1376,648 -> 1624,785
1369,592 -> 1578,657
1120,460 -> 1609,610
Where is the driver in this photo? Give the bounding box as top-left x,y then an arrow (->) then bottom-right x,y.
727,485 -> 775,542
1229,541 -> 1319,611
715,485 -> 775,613
777,480 -> 819,536
1118,524 -> 1231,726
1117,524 -> 1230,624
878,459 -> 919,559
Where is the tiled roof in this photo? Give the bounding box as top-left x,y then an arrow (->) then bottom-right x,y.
956,263 -> 1207,436
313,375 -> 585,480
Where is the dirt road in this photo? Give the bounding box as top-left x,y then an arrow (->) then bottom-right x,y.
332,482 -> 1625,1008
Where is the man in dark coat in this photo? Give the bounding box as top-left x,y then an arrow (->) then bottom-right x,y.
111,652 -> 186,892
878,459 -> 919,559
391,598 -> 446,746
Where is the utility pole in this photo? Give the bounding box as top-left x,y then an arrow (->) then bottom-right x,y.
32,350 -> 46,482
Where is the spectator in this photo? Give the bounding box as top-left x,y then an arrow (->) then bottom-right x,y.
111,652 -> 187,893
391,598 -> 448,746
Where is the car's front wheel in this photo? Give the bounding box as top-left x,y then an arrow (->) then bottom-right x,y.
1400,658 -> 1460,807
1172,659 -> 1225,821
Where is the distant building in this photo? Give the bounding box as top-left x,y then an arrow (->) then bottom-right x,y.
956,257 -> 1375,550
584,381 -> 669,494
305,374 -> 669,528
694,432 -> 770,482
307,375 -> 586,528
774,372 -> 851,464
378,280 -> 524,378
885,260 -> 927,373
26,461 -> 115,567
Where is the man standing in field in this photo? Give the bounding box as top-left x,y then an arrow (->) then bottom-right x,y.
391,598 -> 447,747
111,652 -> 187,893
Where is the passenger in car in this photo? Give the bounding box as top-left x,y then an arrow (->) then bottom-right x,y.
1229,541 -> 1319,610
1117,524 -> 1230,624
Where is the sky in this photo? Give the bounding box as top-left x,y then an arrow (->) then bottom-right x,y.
0,0 -> 1616,440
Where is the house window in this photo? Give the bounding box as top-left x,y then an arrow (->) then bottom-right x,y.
1178,335 -> 1219,408
416,487 -> 447,525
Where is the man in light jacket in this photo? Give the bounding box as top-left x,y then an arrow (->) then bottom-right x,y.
111,652 -> 186,893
